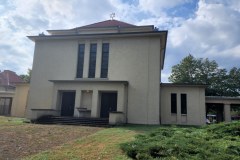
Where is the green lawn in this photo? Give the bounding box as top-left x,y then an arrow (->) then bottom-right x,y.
24,125 -> 159,160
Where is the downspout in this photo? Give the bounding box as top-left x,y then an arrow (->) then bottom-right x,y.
146,38 -> 150,124
159,47 -> 165,125
159,83 -> 162,124
124,83 -> 128,123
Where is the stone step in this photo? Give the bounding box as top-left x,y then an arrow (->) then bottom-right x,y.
35,115 -> 109,127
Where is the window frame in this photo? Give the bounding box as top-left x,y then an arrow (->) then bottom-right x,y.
181,93 -> 187,114
100,43 -> 109,78
171,93 -> 177,114
88,43 -> 97,78
76,44 -> 85,78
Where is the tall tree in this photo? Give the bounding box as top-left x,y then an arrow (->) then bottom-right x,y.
169,55 -> 240,96
20,69 -> 32,83
169,55 -> 200,83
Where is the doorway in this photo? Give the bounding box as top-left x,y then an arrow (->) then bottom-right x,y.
0,97 -> 12,115
100,92 -> 117,118
61,92 -> 75,116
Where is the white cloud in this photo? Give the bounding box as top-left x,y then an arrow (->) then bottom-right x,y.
0,0 -> 116,74
161,72 -> 171,82
0,0 -> 239,81
168,0 -> 240,63
139,0 -> 190,16
136,16 -> 184,30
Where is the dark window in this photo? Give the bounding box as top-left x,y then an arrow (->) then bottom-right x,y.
181,94 -> 187,114
88,44 -> 97,78
101,43 -> 109,78
171,93 -> 177,114
76,44 -> 85,78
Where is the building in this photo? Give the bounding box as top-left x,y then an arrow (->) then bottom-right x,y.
0,70 -> 29,117
26,20 -> 238,125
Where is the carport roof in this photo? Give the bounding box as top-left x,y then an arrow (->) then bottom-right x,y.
206,96 -> 240,100
161,83 -> 207,87
206,96 -> 240,104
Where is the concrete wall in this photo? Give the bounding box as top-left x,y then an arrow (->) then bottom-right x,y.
27,40 -> 78,112
160,85 -> 206,125
11,83 -> 29,117
109,37 -> 161,124
81,90 -> 93,110
27,36 -> 162,124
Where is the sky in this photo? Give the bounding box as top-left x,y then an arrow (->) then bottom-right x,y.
0,0 -> 239,82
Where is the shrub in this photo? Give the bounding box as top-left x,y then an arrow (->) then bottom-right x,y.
121,121 -> 240,159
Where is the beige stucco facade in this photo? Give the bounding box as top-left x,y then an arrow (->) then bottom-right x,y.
26,21 -> 216,126
27,22 -> 167,124
160,84 -> 206,125
0,83 -> 29,117
0,88 -> 15,116
11,83 -> 29,117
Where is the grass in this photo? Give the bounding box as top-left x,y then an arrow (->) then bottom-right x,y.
1,116 -> 239,160
0,116 -> 27,126
0,116 -> 102,159
24,125 -> 159,160
121,122 -> 240,160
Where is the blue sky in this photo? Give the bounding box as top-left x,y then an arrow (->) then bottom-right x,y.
0,0 -> 239,82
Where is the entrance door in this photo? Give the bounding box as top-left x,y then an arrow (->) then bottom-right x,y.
61,92 -> 75,116
100,92 -> 117,118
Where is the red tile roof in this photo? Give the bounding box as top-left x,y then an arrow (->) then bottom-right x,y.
78,20 -> 136,28
0,70 -> 23,86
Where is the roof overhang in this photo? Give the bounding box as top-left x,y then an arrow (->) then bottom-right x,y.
47,25 -> 154,34
28,31 -> 167,41
49,79 -> 128,85
160,31 -> 168,70
206,96 -> 240,104
161,83 -> 207,88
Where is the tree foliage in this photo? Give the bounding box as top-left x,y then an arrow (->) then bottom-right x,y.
20,69 -> 32,83
169,54 -> 240,96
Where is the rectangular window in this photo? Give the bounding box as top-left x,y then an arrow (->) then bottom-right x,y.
181,94 -> 187,114
88,43 -> 97,78
101,43 -> 109,78
76,44 -> 85,78
171,93 -> 177,114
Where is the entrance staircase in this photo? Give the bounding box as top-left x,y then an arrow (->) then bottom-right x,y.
35,115 -> 109,127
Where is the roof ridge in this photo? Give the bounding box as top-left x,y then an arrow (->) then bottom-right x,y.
73,19 -> 136,30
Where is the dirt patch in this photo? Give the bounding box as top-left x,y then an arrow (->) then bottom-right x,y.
0,123 -> 103,160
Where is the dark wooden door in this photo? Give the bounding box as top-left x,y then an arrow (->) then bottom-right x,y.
61,92 -> 75,116
100,92 -> 117,118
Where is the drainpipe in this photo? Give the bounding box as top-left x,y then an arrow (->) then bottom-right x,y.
159,83 -> 162,124
125,83 -> 128,123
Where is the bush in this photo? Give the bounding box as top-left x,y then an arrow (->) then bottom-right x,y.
121,121 -> 240,159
